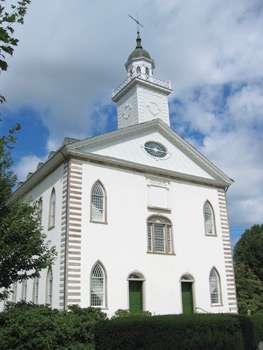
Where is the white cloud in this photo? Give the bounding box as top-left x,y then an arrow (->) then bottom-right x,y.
14,155 -> 45,181
1,0 -> 263,226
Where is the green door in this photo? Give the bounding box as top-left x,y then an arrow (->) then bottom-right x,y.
181,282 -> 194,314
129,281 -> 143,313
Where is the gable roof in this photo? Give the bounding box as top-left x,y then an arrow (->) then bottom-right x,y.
12,119 -> 233,201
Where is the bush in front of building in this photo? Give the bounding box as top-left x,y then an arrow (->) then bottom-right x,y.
112,309 -> 152,318
0,302 -> 107,350
94,313 -> 255,350
251,315 -> 263,348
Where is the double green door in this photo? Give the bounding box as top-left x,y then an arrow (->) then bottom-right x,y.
129,281 -> 143,313
181,282 -> 194,314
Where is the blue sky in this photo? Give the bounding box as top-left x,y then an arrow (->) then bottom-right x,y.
1,0 -> 262,245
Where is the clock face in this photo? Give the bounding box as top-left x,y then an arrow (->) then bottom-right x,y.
147,102 -> 161,116
121,104 -> 132,120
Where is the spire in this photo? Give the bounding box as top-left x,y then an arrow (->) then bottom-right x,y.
136,31 -> 142,49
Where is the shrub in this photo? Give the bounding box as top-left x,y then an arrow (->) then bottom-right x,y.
94,314 -> 254,350
112,309 -> 152,319
0,302 -> 107,350
251,315 -> 263,349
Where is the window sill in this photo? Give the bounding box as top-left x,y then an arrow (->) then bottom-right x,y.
211,303 -> 223,307
147,251 -> 175,256
90,220 -> 108,225
148,206 -> 171,213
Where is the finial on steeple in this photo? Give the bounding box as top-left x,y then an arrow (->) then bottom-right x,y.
136,31 -> 142,49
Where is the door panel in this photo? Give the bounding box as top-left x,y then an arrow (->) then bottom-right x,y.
181,282 -> 194,314
129,281 -> 143,313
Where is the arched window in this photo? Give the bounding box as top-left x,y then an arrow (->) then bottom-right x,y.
33,276 -> 39,304
48,188 -> 56,229
90,262 -> 106,308
91,181 -> 106,223
37,197 -> 43,224
12,282 -> 17,303
46,268 -> 53,305
136,66 -> 141,75
209,268 -> 222,305
145,67 -> 150,79
147,216 -> 173,254
21,280 -> 27,301
204,201 -> 216,236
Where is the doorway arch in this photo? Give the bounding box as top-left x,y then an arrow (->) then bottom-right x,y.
128,272 -> 144,313
180,274 -> 194,314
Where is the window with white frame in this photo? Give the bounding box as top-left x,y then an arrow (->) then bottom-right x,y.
21,280 -> 27,301
209,268 -> 222,305
37,197 -> 43,224
204,201 -> 216,236
91,181 -> 106,223
12,282 -> 17,303
90,263 -> 106,308
33,276 -> 39,304
147,216 -> 173,254
46,268 -> 53,305
48,188 -> 56,229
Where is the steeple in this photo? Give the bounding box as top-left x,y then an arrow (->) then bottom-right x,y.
112,32 -> 172,129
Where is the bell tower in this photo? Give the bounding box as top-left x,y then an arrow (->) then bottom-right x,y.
112,31 -> 172,129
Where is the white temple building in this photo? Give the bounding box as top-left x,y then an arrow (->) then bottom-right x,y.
8,32 -> 238,315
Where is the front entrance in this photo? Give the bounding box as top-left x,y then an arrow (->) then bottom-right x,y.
129,278 -> 143,313
180,274 -> 194,314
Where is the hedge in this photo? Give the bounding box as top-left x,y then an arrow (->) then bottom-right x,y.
94,314 -> 255,350
0,302 -> 106,350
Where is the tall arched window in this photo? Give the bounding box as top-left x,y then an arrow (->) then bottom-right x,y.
147,216 -> 173,254
91,181 -> 106,223
46,268 -> 53,305
33,276 -> 39,304
21,280 -> 27,301
12,282 -> 17,303
48,188 -> 56,229
37,197 -> 43,224
136,66 -> 141,75
145,67 -> 150,79
209,268 -> 222,305
90,262 -> 106,308
204,201 -> 216,236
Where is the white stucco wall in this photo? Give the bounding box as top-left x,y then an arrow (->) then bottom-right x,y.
3,164 -> 64,309
79,160 -> 231,316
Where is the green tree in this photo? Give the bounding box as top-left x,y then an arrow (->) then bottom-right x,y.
0,126 -> 56,300
234,224 -> 263,315
0,0 -> 31,103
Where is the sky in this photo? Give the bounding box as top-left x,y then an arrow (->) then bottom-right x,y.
1,0 -> 263,244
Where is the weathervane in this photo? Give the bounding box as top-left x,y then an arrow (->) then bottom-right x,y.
128,14 -> 143,32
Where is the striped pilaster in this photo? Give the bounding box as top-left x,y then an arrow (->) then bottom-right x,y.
59,162 -> 69,309
66,160 -> 83,306
59,160 -> 83,309
218,189 -> 238,313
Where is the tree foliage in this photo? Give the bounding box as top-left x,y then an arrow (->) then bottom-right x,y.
234,224 -> 263,315
0,126 -> 56,300
0,0 -> 31,103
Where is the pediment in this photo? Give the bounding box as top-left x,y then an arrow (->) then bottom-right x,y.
67,119 -> 232,186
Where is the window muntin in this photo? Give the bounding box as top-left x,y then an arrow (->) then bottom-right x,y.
33,277 -> 39,304
209,268 -> 222,305
48,188 -> 56,229
204,201 -> 216,236
46,268 -> 53,305
91,181 -> 106,223
147,216 -> 173,254
144,141 -> 167,158
90,263 -> 106,308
